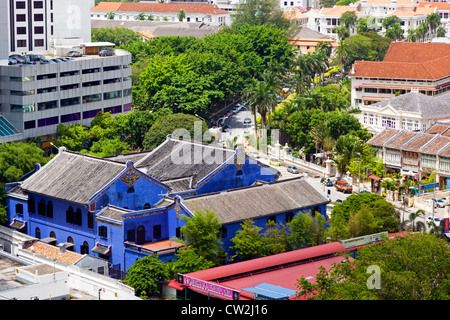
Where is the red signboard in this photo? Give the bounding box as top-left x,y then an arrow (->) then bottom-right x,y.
443,218 -> 449,233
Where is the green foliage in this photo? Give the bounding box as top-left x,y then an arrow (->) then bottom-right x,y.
0,184 -> 8,224
91,27 -> 142,46
329,193 -> 400,240
142,113 -> 209,151
263,220 -> 290,255
123,254 -> 170,298
341,32 -> 391,70
231,0 -> 292,32
288,212 -> 329,249
180,209 -> 223,265
54,108 -> 172,156
296,233 -> 450,300
0,142 -> 49,184
127,24 -> 293,118
168,248 -> 215,276
230,219 -> 265,261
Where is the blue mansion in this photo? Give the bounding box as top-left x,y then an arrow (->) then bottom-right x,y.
5,136 -> 329,273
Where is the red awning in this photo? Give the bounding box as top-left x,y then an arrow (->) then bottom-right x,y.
368,175 -> 381,181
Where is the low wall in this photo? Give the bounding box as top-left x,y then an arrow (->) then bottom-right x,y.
0,225 -> 140,300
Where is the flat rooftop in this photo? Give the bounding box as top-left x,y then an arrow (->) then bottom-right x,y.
7,48 -> 129,67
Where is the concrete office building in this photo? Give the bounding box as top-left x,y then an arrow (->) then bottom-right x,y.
0,0 -> 132,145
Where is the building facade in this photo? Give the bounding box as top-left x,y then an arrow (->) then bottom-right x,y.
350,42 -> 450,109
0,50 -> 132,143
367,122 -> 450,188
90,2 -> 231,26
0,0 -> 132,144
5,140 -> 284,272
356,91 -> 450,135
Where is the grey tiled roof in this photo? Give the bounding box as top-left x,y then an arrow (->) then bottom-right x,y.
181,178 -> 329,224
20,149 -> 126,204
370,92 -> 450,119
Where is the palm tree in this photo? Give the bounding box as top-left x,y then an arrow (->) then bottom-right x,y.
335,40 -> 350,72
437,26 -> 446,38
293,54 -> 313,96
178,9 -> 186,21
427,12 -> 441,36
107,11 -> 115,20
416,22 -> 429,42
136,12 -> 147,20
262,69 -> 283,127
404,209 -> 426,232
385,23 -> 404,41
333,134 -> 365,176
242,78 -> 277,144
406,29 -> 417,42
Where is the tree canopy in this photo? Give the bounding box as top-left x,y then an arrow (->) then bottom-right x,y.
0,142 -> 49,184
296,233 -> 450,300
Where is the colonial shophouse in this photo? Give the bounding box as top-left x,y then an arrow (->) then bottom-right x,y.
368,122 -> 450,188
5,137 -> 330,273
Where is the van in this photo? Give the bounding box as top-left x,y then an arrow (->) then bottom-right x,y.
335,180 -> 352,193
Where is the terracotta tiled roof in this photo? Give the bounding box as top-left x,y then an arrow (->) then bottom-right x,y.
26,241 -> 83,265
92,2 -> 229,15
420,135 -> 450,155
418,1 -> 450,10
320,6 -> 361,16
437,144 -> 450,158
383,42 -> 450,64
351,42 -> 450,80
402,133 -> 436,152
357,0 -> 416,4
367,128 -> 401,147
425,123 -> 450,135
384,131 -> 418,149
389,6 -> 435,17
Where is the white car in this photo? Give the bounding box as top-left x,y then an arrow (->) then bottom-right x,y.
426,199 -> 437,208
426,216 -> 441,226
434,198 -> 446,208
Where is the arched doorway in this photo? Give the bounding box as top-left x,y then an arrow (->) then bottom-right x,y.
137,225 -> 145,245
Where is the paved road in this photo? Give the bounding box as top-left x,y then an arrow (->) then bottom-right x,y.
213,106 -> 449,234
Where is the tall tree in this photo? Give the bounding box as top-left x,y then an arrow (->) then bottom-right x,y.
230,219 -> 265,261
296,233 -> 450,300
231,0 -> 292,31
427,12 -> 441,36
180,209 -> 223,265
122,254 -> 170,298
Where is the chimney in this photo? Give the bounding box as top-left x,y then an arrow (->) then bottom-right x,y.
58,243 -> 66,255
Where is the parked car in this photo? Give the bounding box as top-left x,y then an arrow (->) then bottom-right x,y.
433,198 -> 446,208
426,199 -> 437,208
67,50 -> 82,57
25,54 -> 45,62
249,151 -> 259,159
269,158 -> 281,166
98,49 -> 114,57
335,180 -> 353,193
8,58 -> 17,65
244,117 -> 251,124
426,216 -> 441,226
287,165 -> 299,174
9,54 -> 26,63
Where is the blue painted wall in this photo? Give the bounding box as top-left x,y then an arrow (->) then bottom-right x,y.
218,204 -> 327,259
94,175 -> 168,211
23,193 -> 95,253
195,158 -> 278,195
